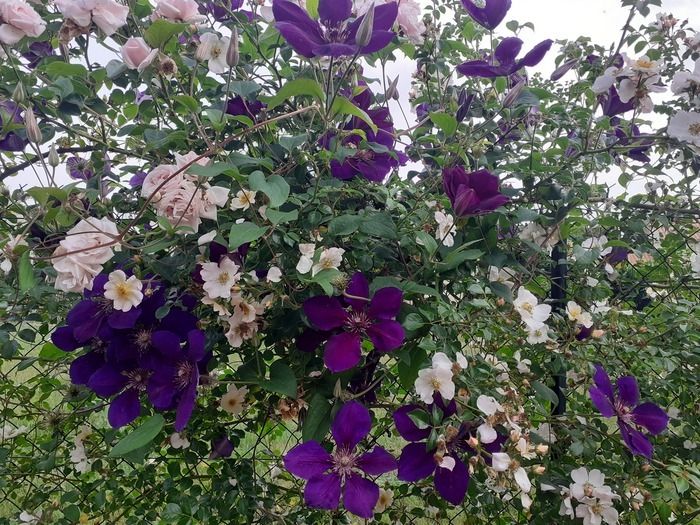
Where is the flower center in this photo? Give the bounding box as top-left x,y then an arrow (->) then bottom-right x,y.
522,303 -> 534,314
217,272 -> 231,285
134,329 -> 152,353
344,310 -> 372,334
114,282 -> 132,300
332,448 -> 357,478
355,149 -> 375,162
614,400 -> 633,423
175,361 -> 194,390
431,376 -> 442,390
124,368 -> 151,391
688,123 -> 700,136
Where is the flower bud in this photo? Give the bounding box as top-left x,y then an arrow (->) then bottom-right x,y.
592,329 -> 605,339
24,107 -> 42,144
532,465 -> 546,475
355,4 -> 375,48
48,144 -> 60,168
535,444 -> 549,455
227,28 -> 240,68
13,83 -> 26,104
502,80 -> 526,108
550,58 -> 577,81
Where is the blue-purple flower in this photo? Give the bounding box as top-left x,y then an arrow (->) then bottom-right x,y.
273,0 -> 398,58
460,0 -> 511,30
199,0 -> 244,21
66,156 -> 95,181
301,272 -> 404,372
443,166 -> 509,216
22,41 -> 54,69
458,37 -> 552,78
225,96 -> 266,121
589,365 -> 669,459
284,401 -> 396,518
0,101 -> 27,152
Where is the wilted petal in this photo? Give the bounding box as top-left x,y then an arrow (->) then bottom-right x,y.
332,400 -> 371,450
632,402 -> 669,435
343,474 -> 379,518
368,287 -> 403,319
324,332 -> 362,372
284,441 -> 333,480
108,389 -> 141,428
393,405 -> 431,441
434,454 -> 469,505
357,446 -> 397,475
617,376 -> 640,408
304,472 -> 341,510
366,320 -> 404,352
304,296 -> 348,331
397,442 -> 435,482
618,421 -> 653,459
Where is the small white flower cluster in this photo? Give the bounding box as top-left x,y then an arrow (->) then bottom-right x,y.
414,352 -> 467,403
296,244 -> 344,276
69,426 -> 92,474
488,265 -> 517,290
104,270 -> 143,312
592,54 -> 666,113
566,301 -> 593,329
197,32 -> 231,74
434,211 -> 456,247
545,467 -> 620,525
220,384 -> 248,415
513,287 -> 552,344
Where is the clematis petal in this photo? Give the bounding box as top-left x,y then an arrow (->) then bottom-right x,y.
324,332 -> 362,372
358,30 -> 396,55
347,2 -> 398,39
332,400 -> 371,450
434,454 -> 469,505
366,320 -> 405,352
632,402 -> 669,435
318,0 -> 351,26
51,326 -> 81,351
357,446 -> 397,475
69,351 -> 104,385
617,376 -> 640,407
284,441 -> 333,480
453,187 -> 479,216
397,442 -> 436,482
343,474 -> 379,518
304,296 -> 348,331
174,374 -> 198,431
108,389 -> 141,428
516,39 -> 553,68
273,0 -> 324,37
589,386 -> 616,417
345,272 -> 370,309
393,405 -> 431,442
483,0 -> 512,29
593,365 -> 615,402
296,329 -> 328,352
474,194 -> 510,213
275,21 -> 325,58
305,472 -> 342,510
108,308 -> 142,330
495,37 -> 523,66
151,330 -> 183,359
88,364 -> 128,397
312,42 -> 357,57
457,60 -> 510,78
368,287 -> 403,319
469,169 -> 500,198
186,329 -> 206,362
618,421 -> 653,459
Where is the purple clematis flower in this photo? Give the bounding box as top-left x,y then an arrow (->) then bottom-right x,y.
460,0 -> 511,30
22,41 -> 54,69
458,37 -> 552,78
273,0 -> 398,58
601,86 -> 634,117
66,156 -> 95,181
302,272 -> 404,372
0,101 -> 27,152
284,401 -> 397,518
589,365 -> 669,459
443,166 -> 509,217
199,0 -> 244,21
226,96 -> 266,121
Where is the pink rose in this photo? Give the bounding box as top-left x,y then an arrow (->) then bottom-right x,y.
153,0 -> 203,23
141,164 -> 182,199
121,37 -> 157,71
396,0 -> 425,44
91,0 -> 128,36
54,0 -> 93,28
0,0 -> 46,45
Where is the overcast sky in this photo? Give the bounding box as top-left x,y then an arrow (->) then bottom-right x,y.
5,0 -> 698,193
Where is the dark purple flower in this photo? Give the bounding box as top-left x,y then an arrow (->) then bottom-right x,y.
284,401 -> 396,518
457,37 -> 552,78
601,87 -> 634,117
225,96 -> 266,121
129,171 -> 147,188
460,0 -> 511,30
134,90 -> 153,105
210,435 -> 235,458
273,0 -> 397,58
606,246 -> 631,265
589,365 -> 669,459
302,273 -> 404,372
442,166 -> 509,217
0,101 -> 27,152
66,156 -> 95,181
609,118 -> 651,163
199,0 -> 244,21
22,41 -> 54,69
88,360 -> 152,427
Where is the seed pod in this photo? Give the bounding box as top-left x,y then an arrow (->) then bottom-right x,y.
227,28 -> 240,68
355,4 -> 375,48
24,107 -> 42,144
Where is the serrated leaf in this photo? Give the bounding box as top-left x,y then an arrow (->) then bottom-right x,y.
229,222 -> 268,250
108,415 -> 164,457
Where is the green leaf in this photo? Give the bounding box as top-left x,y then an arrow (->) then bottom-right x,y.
248,171 -> 290,208
38,343 -> 65,361
18,251 -> 35,291
360,213 -> 397,239
229,222 -> 268,250
306,0 -> 319,18
311,268 -> 341,296
403,313 -> 425,331
416,231 -> 438,257
108,415 -> 164,457
302,394 -> 332,442
265,78 -> 324,110
44,62 -> 88,79
330,96 -> 378,134
266,208 -> 298,225
328,215 -> 363,237
144,19 -> 187,48
440,249 -> 483,271
187,162 -> 238,178
262,361 -> 297,398
407,409 -> 431,430
532,381 -> 560,406
429,112 -> 458,137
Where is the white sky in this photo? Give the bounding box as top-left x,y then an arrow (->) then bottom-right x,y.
5,0 -> 698,192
